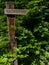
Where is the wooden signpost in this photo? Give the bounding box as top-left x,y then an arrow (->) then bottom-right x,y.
4,1 -> 28,65
4,9 -> 27,15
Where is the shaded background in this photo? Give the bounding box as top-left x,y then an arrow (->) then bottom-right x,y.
0,0 -> 49,65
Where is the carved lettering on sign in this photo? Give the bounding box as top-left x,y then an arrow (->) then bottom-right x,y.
4,9 -> 28,15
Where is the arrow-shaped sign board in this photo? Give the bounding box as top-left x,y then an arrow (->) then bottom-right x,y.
4,9 -> 28,15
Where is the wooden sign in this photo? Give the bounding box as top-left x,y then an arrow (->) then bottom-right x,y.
4,1 -> 28,65
4,9 -> 27,15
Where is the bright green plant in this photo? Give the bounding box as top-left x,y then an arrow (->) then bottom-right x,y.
0,0 -> 49,65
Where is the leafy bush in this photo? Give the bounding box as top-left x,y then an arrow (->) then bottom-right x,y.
0,0 -> 49,65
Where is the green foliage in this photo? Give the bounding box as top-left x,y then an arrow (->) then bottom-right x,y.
0,0 -> 49,65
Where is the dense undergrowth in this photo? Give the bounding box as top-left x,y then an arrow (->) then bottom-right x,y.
0,0 -> 49,65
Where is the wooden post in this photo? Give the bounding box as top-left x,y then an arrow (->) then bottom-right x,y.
6,2 -> 18,65
4,1 -> 28,65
